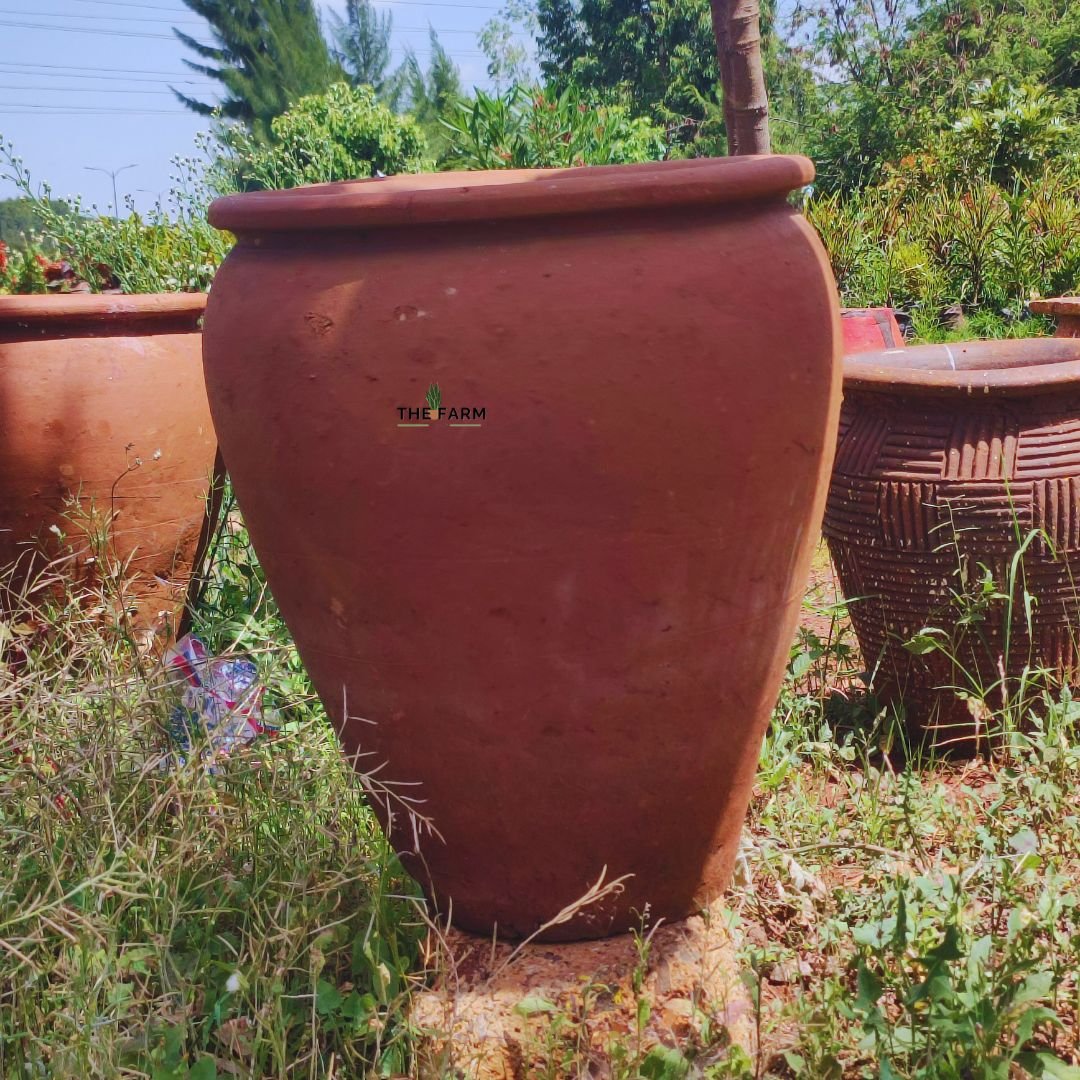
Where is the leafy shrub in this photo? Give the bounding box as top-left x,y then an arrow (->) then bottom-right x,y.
950,82 -> 1075,190
1,138 -> 228,294
0,240 -> 48,294
807,167 -> 1080,335
442,84 -> 668,169
212,82 -> 426,192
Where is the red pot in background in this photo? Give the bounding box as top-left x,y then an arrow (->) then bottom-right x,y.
840,308 -> 905,354
0,295 -> 216,632
825,337 -> 1080,743
203,157 -> 842,939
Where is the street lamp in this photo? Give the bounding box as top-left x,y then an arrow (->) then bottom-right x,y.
84,163 -> 138,221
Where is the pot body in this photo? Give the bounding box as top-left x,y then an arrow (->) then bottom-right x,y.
825,338 -> 1080,741
0,295 -> 216,630
202,159 -> 841,939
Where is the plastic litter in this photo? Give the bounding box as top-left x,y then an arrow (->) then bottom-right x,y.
163,633 -> 275,763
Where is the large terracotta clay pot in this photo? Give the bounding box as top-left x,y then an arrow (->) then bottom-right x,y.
824,338 -> 1080,741
202,157 -> 842,940
0,294 -> 216,629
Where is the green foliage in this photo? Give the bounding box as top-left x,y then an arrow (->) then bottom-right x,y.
806,168 -> 1080,333
802,0 -> 1080,192
402,30 -> 464,161
0,510 -> 423,1077
534,0 -> 821,154
0,240 -> 48,294
950,82 -> 1075,190
174,0 -> 341,139
211,82 -> 425,192
443,83 -> 668,170
0,196 -> 72,247
537,0 -> 718,123
1,138 -> 228,294
328,0 -> 397,102
748,579 -> 1080,1078
479,0 -> 539,90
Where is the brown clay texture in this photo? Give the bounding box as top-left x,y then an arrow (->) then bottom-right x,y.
1030,296 -> 1080,339
202,157 -> 842,939
825,338 -> 1080,739
0,294 -> 216,629
840,308 -> 904,354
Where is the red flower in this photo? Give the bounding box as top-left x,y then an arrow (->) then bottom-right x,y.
0,241 -> 7,274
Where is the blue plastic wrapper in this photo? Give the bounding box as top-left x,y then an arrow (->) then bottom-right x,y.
163,634 -> 276,763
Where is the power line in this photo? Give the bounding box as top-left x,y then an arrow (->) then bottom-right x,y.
66,0 -> 505,11
0,101 -> 184,110
0,6 -> 204,22
0,59 -> 213,77
0,8 -> 493,32
64,0 -> 192,9
0,17 -> 188,38
0,106 -> 186,114
0,19 -> 489,53
0,65 -> 212,84
0,84 -> 179,93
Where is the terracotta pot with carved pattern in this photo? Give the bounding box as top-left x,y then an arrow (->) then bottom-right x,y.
0,294 -> 216,632
825,338 -> 1080,743
202,157 -> 842,940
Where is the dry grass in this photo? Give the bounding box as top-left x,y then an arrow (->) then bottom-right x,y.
4,528 -> 1080,1078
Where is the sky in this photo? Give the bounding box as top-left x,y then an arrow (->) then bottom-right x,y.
0,0 -> 529,213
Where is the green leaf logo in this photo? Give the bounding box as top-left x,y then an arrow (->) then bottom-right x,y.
425,382 -> 442,420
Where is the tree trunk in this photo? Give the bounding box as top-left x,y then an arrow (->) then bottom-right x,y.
709,0 -> 771,155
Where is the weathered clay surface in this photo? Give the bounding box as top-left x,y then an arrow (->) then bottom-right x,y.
1030,296 -> 1080,339
0,294 -> 215,631
825,338 -> 1080,739
203,157 -> 842,938
840,307 -> 904,353
412,902 -> 753,1079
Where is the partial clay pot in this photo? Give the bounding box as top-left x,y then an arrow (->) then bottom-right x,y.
0,294 -> 216,630
825,337 -> 1080,742
1030,296 -> 1080,339
203,157 -> 842,940
841,308 -> 904,354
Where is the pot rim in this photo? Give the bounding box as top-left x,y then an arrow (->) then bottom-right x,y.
0,293 -> 206,336
844,338 -> 1080,397
208,155 -> 814,233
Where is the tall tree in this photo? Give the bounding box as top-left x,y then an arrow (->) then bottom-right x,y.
536,0 -> 809,153
173,0 -> 340,137
403,30 -> 463,159
479,0 -> 539,90
799,0 -> 1080,190
329,0 -> 395,98
709,0 -> 770,153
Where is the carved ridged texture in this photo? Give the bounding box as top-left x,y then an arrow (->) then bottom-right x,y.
824,388 -> 1080,735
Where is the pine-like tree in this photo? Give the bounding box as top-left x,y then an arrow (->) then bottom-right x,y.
173,0 -> 341,137
403,30 -> 463,158
329,0 -> 394,98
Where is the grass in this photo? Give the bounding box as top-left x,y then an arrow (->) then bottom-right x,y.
4,511 -> 1080,1078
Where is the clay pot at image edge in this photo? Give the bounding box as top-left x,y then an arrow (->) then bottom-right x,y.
825,338 -> 1080,740
0,294 -> 216,629
840,308 -> 904,355
202,157 -> 842,940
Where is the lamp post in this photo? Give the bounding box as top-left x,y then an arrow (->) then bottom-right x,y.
84,163 -> 138,221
